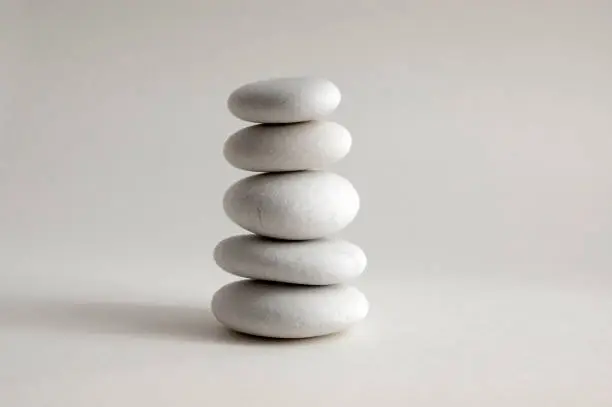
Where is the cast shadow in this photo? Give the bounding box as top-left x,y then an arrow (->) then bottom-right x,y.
0,297 -> 343,346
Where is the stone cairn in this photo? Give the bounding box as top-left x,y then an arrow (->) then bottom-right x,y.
211,77 -> 368,339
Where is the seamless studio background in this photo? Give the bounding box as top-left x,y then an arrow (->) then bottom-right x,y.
1,1 -> 611,406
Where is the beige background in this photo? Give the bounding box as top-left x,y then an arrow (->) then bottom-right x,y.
1,1 -> 611,406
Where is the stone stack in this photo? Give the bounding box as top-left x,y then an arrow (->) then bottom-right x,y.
211,77 -> 368,339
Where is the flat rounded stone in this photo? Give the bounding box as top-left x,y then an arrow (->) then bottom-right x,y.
214,235 -> 367,285
227,77 -> 341,123
224,121 -> 351,172
211,280 -> 369,338
223,171 -> 359,240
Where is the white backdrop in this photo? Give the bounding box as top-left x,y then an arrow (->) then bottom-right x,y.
2,1 -> 611,405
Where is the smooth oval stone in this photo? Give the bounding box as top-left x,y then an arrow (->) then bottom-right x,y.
224,121 -> 352,172
214,235 -> 367,285
223,171 -> 359,240
211,280 -> 369,338
227,77 -> 341,123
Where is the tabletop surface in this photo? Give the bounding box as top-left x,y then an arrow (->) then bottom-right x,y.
1,254 -> 611,407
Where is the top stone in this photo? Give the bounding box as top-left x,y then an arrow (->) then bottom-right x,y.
227,77 -> 341,123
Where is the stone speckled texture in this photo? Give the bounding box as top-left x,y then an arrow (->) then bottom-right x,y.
211,280 -> 369,338
227,77 -> 341,123
214,234 -> 367,285
224,121 -> 351,172
223,170 -> 360,240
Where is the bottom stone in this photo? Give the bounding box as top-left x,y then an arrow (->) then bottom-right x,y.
211,280 -> 369,339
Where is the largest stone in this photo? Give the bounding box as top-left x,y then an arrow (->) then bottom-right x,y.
211,281 -> 369,338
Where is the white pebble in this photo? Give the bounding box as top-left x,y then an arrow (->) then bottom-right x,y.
227,77 -> 341,123
214,235 -> 367,285
224,121 -> 351,172
211,281 -> 369,338
223,171 -> 359,240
